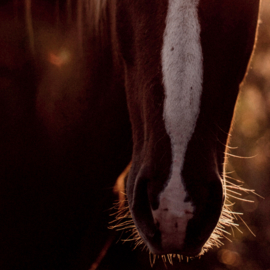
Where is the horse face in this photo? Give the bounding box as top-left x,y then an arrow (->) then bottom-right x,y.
115,0 -> 260,256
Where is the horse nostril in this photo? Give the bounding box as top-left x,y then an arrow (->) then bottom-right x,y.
185,210 -> 193,215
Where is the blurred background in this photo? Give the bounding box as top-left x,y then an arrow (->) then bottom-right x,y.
217,0 -> 270,269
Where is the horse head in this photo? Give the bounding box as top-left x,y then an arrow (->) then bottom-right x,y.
114,0 -> 260,256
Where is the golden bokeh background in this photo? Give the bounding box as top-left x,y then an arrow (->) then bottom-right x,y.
216,1 -> 270,269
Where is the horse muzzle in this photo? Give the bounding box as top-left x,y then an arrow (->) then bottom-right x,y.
126,163 -> 224,257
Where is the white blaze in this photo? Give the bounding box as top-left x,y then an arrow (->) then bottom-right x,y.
152,0 -> 203,249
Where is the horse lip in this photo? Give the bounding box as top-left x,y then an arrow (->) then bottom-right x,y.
143,226 -> 203,257
148,241 -> 202,257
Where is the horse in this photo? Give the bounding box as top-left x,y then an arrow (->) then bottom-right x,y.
0,0 -> 262,269
105,0 -> 260,259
